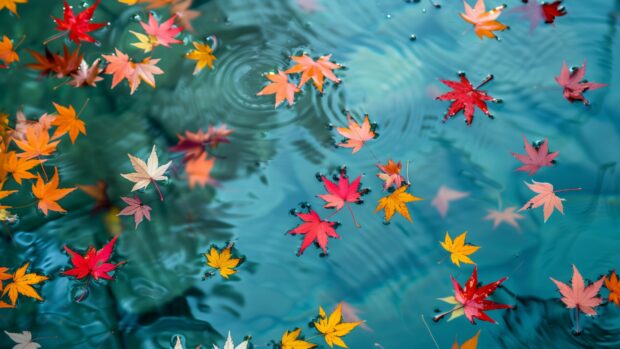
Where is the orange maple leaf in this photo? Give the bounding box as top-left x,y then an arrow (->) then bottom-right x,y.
460,0 -> 508,39
285,54 -> 341,92
51,103 -> 86,143
13,125 -> 59,159
3,151 -> 40,184
257,70 -> 299,108
336,113 -> 376,153
31,167 -> 76,215
102,49 -> 164,94
185,153 -> 217,189
0,35 -> 19,68
0,180 -> 17,210
605,271 -> 620,307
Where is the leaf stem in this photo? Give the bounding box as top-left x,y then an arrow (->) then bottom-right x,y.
420,315 -> 440,349
42,31 -> 66,46
38,157 -> 49,181
554,187 -> 582,193
151,179 -> 164,201
476,74 -> 494,89
11,200 -> 37,209
432,305 -> 464,322
77,98 -> 90,117
76,277 -> 91,303
346,204 -> 361,228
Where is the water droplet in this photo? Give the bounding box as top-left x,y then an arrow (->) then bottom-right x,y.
409,34 -> 417,41
386,14 -> 392,19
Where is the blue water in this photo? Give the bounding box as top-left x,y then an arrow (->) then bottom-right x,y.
1,0 -> 619,348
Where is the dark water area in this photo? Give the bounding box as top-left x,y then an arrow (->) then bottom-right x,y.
0,0 -> 619,348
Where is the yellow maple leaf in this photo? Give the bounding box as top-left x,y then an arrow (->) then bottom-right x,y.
1,262 -> 48,305
440,231 -> 480,267
452,330 -> 481,349
0,0 -> 28,15
374,185 -> 422,222
130,31 -> 158,53
186,41 -> 216,75
281,328 -> 316,349
205,245 -> 241,279
118,0 -> 141,4
51,102 -> 87,144
314,303 -> 362,348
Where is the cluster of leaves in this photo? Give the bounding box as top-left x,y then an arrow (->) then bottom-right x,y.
0,103 -> 86,222
1,0 -> 215,95
257,54 -> 342,107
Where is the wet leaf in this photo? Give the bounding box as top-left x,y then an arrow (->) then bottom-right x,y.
550,265 -> 604,315
314,303 -> 362,348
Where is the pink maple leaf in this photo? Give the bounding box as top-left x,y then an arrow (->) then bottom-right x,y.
555,60 -> 606,105
511,136 -> 559,175
288,210 -> 339,256
117,195 -> 152,228
550,264 -> 604,316
431,186 -> 469,217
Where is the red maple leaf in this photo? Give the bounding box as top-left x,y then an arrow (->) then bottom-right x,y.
542,1 -> 566,24
555,60 -> 606,105
436,74 -> 496,126
169,125 -> 233,160
288,210 -> 339,256
434,266 -> 512,324
511,136 -> 559,175
53,0 -> 106,44
318,171 -> 363,227
63,235 -> 123,281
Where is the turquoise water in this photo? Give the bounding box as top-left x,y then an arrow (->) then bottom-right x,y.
1,0 -> 619,348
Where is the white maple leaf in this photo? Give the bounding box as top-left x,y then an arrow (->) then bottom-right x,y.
121,145 -> 171,200
213,332 -> 248,349
4,331 -> 41,349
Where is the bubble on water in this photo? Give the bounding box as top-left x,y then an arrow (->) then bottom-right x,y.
409,34 -> 417,41
386,14 -> 392,19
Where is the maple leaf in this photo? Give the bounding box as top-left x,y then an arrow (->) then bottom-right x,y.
436,74 -> 496,126
53,0 -> 106,44
452,330 -> 480,349
186,153 -> 217,189
288,209 -> 339,256
186,41 -> 216,75
3,151 -> 39,184
0,267 -> 11,291
77,181 -> 110,212
0,181 -> 17,210
170,125 -> 232,160
550,265 -> 604,316
51,102 -> 86,144
69,58 -> 103,87
441,232 -> 480,267
605,271 -> 620,307
32,167 -> 76,215
336,113 -> 376,153
0,36 -> 19,68
27,45 -> 83,78
542,1 -> 566,24
205,245 -> 242,279
137,14 -> 182,49
555,60 -> 606,105
103,49 -> 164,94
257,70 -> 299,108
376,159 -> 405,190
213,331 -> 249,349
285,54 -> 342,92
120,145 -> 171,200
117,195 -> 152,228
435,266 -> 511,324
431,186 -> 469,217
460,0 -> 508,39
0,0 -> 27,15
2,262 -> 48,306
170,0 -> 200,32
318,171 -> 362,211
63,235 -> 123,281
281,328 -> 316,349
512,136 -> 558,175
4,331 -> 41,349
519,180 -> 581,222
484,206 -> 524,230
14,126 -> 59,159
314,303 -> 362,348
375,185 -> 422,223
